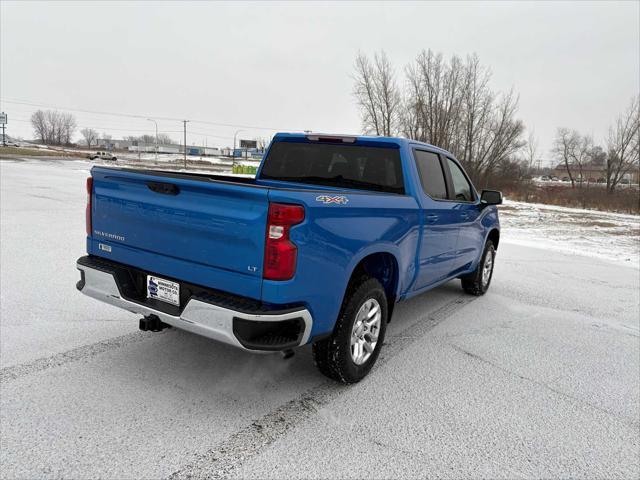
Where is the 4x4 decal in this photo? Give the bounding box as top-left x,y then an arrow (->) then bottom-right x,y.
315,195 -> 349,205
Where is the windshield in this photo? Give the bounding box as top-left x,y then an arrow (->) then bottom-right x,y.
259,141 -> 405,194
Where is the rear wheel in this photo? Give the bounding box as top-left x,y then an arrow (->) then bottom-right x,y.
461,240 -> 495,296
312,277 -> 387,384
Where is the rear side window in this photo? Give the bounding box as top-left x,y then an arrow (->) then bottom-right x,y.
260,142 -> 405,194
414,150 -> 448,199
446,158 -> 475,202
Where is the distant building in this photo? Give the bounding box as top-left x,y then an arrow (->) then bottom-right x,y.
187,146 -> 223,156
95,138 -> 237,157
128,144 -> 181,154
553,163 -> 639,183
97,138 -> 135,150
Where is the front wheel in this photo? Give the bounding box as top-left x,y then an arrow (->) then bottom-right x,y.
461,240 -> 496,296
312,277 -> 387,384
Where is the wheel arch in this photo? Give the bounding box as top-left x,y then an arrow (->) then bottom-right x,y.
342,248 -> 401,323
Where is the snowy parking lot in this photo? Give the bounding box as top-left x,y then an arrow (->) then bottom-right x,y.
1,158 -> 639,479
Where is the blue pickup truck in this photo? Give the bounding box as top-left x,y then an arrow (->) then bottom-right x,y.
77,133 -> 501,383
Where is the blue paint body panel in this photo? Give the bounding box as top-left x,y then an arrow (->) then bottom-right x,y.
87,133 -> 500,341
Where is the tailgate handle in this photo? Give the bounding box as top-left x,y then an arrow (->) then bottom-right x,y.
147,182 -> 180,196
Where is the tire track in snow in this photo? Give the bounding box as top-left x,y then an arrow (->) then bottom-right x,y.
0,331 -> 151,382
168,295 -> 477,480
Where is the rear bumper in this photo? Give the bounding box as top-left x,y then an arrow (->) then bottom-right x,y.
76,255 -> 313,351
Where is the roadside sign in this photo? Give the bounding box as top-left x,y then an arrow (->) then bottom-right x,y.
239,139 -> 257,149
0,112 -> 7,125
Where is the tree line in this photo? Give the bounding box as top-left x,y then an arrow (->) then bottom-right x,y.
352,50 -> 639,194
30,110 -> 176,148
30,110 -> 77,146
553,97 -> 639,193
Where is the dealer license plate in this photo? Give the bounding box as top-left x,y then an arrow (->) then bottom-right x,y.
147,275 -> 180,306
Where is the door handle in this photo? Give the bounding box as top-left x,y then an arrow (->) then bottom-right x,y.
426,214 -> 439,224
147,181 -> 180,196
460,212 -> 470,220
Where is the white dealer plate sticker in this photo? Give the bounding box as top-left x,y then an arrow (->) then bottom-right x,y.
147,275 -> 180,306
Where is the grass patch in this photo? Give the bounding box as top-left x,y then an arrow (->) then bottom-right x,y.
0,146 -> 85,158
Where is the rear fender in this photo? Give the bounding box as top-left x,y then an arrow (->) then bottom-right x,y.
344,243 -> 404,298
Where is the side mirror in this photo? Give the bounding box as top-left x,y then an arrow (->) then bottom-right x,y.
480,190 -> 503,207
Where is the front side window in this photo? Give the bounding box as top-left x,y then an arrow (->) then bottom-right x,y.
414,150 -> 448,199
446,158 -> 475,202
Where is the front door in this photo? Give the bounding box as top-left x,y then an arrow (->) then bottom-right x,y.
444,157 -> 484,271
412,150 -> 462,290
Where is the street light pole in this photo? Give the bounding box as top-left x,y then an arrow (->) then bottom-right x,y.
183,120 -> 190,169
147,118 -> 158,162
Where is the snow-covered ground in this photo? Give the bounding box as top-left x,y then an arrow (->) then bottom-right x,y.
500,199 -> 640,267
1,158 -> 638,479
114,151 -> 237,165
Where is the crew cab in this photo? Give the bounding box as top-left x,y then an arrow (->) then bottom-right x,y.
88,151 -> 117,161
76,133 -> 501,383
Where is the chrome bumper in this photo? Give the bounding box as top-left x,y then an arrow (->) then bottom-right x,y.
76,261 -> 313,351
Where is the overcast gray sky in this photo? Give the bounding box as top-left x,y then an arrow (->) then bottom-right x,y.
1,1 -> 638,163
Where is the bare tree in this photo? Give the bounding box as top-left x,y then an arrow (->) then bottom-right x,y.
256,137 -> 269,150
30,110 -> 47,144
138,134 -> 157,145
457,54 -> 494,173
356,50 -> 525,186
80,128 -> 99,147
373,52 -> 401,136
524,130 -> 539,171
552,128 -> 578,188
552,128 -> 592,188
352,51 -> 401,136
462,89 -> 525,186
30,109 -> 77,145
404,50 -> 467,151
606,96 -> 639,192
156,133 -> 175,145
590,145 -> 606,166
59,112 -> 76,145
125,134 -> 175,145
571,134 -> 593,187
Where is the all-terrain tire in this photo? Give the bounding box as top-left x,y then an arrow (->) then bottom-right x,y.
312,277 -> 388,384
461,240 -> 496,296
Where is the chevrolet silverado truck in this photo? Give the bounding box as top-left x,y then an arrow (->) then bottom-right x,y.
77,133 -> 502,383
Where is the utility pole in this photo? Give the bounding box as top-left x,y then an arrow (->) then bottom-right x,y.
0,112 -> 7,146
183,120 -> 189,169
147,118 -> 158,162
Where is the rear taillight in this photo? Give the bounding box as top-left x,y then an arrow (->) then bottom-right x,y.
263,203 -> 305,280
86,177 -> 93,236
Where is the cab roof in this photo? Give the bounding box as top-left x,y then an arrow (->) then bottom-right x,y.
272,132 -> 455,159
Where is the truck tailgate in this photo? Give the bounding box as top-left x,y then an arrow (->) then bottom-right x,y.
89,168 -> 268,299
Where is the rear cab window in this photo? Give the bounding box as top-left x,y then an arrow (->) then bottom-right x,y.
414,150 -> 448,200
259,141 -> 405,194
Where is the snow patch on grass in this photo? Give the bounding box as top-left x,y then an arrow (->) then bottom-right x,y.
500,200 -> 639,268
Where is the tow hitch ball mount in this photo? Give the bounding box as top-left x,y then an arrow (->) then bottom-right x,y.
139,315 -> 171,332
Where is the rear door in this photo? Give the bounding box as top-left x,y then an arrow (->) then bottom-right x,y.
89,168 -> 269,299
412,149 -> 462,290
